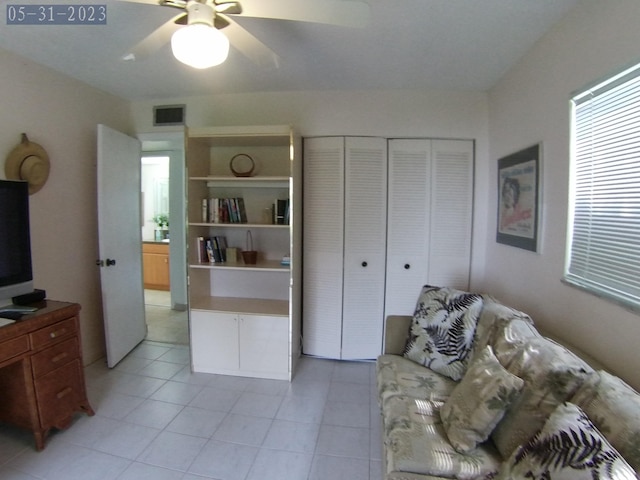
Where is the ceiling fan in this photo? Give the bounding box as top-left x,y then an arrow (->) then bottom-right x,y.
120,0 -> 371,69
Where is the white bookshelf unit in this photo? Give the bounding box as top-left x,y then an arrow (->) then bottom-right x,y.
186,125 -> 301,380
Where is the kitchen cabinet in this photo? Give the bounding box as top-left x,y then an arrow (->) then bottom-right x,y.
142,242 -> 170,290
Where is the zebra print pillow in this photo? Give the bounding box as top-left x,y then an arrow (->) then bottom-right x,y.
404,285 -> 484,381
498,402 -> 636,480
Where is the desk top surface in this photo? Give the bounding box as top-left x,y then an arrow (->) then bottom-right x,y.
0,301 -> 80,341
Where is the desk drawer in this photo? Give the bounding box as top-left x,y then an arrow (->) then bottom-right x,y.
32,337 -> 79,378
34,359 -> 83,427
0,336 -> 30,364
30,318 -> 77,350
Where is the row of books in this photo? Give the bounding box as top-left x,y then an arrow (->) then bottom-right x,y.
202,198 -> 247,224
196,236 -> 228,263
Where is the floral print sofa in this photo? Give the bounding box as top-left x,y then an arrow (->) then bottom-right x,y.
376,285 -> 640,480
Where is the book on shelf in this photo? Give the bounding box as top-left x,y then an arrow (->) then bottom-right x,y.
202,197 -> 248,224
273,198 -> 289,225
200,235 -> 228,263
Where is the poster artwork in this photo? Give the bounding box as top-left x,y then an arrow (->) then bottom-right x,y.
498,159 -> 536,238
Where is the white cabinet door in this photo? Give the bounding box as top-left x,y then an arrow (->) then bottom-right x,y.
190,310 -> 239,373
342,137 -> 388,359
239,314 -> 289,377
385,139 -> 432,318
302,137 -> 345,358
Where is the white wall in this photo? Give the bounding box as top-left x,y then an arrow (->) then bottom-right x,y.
0,48 -> 133,365
132,88 -> 491,287
485,0 -> 640,388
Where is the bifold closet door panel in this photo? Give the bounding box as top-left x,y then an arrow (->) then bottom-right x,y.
302,137 -> 344,359
341,137 -> 387,359
385,139 -> 432,318
427,140 -> 474,289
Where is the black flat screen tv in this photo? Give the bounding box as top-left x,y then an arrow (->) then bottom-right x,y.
0,179 -> 34,309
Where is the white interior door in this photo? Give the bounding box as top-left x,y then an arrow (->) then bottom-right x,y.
97,124 -> 147,367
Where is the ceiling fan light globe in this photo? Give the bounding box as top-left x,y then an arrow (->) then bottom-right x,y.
171,24 -> 229,69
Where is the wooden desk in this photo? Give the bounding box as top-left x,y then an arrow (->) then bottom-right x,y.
0,300 -> 94,450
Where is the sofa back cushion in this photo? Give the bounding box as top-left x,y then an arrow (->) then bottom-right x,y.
572,370 -> 640,471
404,285 -> 484,381
490,318 -> 541,368
469,300 -> 534,366
491,337 -> 593,458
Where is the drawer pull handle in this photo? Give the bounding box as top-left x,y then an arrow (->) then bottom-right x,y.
52,352 -> 68,363
56,387 -> 73,399
50,328 -> 67,339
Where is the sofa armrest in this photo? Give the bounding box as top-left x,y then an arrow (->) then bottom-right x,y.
384,315 -> 412,355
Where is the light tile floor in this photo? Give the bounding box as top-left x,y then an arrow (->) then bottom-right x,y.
0,341 -> 383,480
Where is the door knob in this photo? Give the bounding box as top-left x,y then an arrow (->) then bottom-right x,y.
96,259 -> 104,267
404,264 -> 410,270
106,258 -> 116,266
361,261 -> 368,267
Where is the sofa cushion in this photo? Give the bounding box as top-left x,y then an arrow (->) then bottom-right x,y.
490,318 -> 540,368
376,354 -> 457,407
404,285 -> 484,381
491,337 -> 593,458
383,395 -> 503,480
440,346 -> 524,453
469,301 -> 534,366
498,402 -> 636,480
572,370 -> 640,471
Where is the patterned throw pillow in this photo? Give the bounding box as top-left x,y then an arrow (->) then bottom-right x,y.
498,402 -> 636,480
404,285 -> 484,381
440,346 -> 524,453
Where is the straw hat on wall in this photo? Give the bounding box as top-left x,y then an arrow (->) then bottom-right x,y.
5,133 -> 50,194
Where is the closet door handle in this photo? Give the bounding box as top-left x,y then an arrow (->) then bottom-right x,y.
404,264 -> 410,270
361,261 -> 368,267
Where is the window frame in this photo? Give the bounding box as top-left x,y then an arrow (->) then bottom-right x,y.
565,62 -> 640,311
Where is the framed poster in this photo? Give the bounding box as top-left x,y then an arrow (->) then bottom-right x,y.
496,144 -> 541,252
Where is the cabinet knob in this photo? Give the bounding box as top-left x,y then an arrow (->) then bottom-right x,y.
361,261 -> 368,267
404,264 -> 410,270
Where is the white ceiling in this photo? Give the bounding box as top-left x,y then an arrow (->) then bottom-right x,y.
0,0 -> 581,101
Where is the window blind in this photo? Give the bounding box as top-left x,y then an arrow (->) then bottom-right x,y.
566,63 -> 640,309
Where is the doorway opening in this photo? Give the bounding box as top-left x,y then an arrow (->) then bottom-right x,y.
141,153 -> 188,345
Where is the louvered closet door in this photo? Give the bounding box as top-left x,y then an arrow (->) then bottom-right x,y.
342,137 -> 387,359
302,137 -> 345,358
428,140 -> 474,289
385,139 -> 432,318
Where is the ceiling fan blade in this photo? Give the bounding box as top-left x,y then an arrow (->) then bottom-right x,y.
122,14 -> 184,61
214,15 -> 231,29
116,0 -> 164,5
223,17 -> 280,69
215,1 -> 242,15
117,0 -> 188,11
235,0 -> 370,28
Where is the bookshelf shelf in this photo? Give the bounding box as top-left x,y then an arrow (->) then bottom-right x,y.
189,222 -> 288,229
190,260 -> 290,272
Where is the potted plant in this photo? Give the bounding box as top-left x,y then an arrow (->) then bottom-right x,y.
152,213 -> 169,241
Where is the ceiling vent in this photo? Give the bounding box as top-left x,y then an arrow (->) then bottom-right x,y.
153,105 -> 186,126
